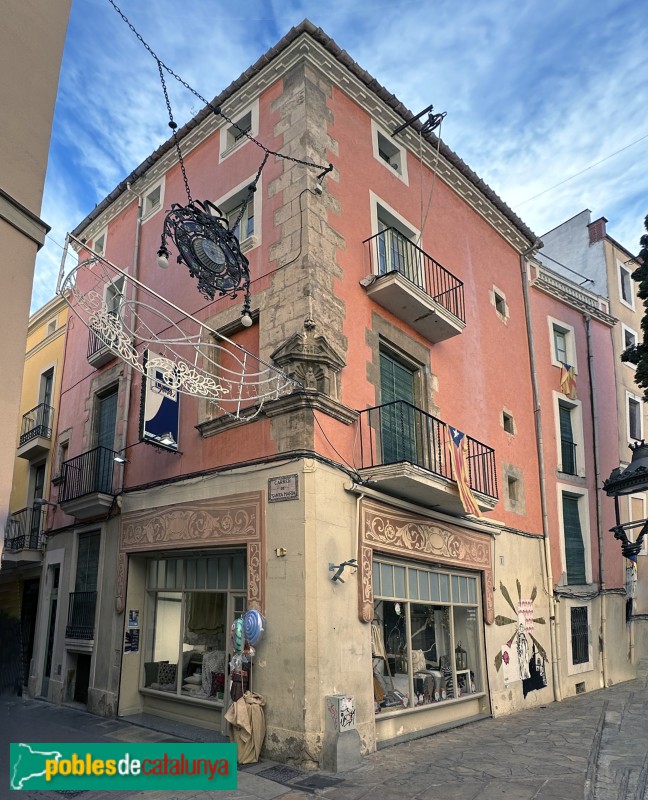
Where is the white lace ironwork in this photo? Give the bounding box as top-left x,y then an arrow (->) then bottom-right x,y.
57,234 -> 299,418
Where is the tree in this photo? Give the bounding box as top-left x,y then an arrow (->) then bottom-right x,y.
621,214 -> 648,399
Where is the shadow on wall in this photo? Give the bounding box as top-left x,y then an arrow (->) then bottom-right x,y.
0,610 -> 23,695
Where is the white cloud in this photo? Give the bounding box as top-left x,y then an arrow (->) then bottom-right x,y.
32,0 -> 647,311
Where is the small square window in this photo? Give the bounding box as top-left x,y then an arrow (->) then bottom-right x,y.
225,111 -> 252,151
502,412 -> 515,434
494,292 -> 507,317
94,232 -> 106,256
46,319 -> 57,337
507,476 -> 519,502
377,132 -> 402,174
625,329 -> 637,349
144,184 -> 162,217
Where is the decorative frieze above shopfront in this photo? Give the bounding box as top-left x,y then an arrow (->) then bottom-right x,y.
117,492 -> 264,614
357,498 -> 495,625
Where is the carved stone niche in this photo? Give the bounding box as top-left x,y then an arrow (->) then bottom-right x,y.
271,330 -> 346,399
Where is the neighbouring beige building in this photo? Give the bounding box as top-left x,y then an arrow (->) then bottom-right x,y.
0,0 -> 71,554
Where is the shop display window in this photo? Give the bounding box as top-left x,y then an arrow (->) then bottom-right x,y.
372,558 -> 483,713
142,554 -> 246,705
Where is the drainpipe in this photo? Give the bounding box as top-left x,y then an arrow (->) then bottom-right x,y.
584,314 -> 608,688
520,245 -> 563,702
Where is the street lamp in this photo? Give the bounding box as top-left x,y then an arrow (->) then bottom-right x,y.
603,440 -> 648,558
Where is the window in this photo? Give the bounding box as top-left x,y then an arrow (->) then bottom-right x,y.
143,181 -> 164,220
502,411 -> 515,434
216,178 -> 260,251
47,319 -> 57,337
554,328 -> 567,363
143,554 -> 247,705
379,349 -> 417,465
619,263 -> 635,309
628,393 -> 643,442
371,122 -> 408,183
93,230 -> 106,257
105,276 -> 125,317
494,291 -> 507,318
559,402 -> 577,475
375,203 -> 418,278
548,317 -> 577,371
561,492 -> 587,584
623,325 -> 638,369
570,607 -> 589,665
507,475 -> 519,502
372,558 -> 482,712
220,103 -> 258,159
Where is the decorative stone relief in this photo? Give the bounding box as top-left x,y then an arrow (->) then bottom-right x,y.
271,328 -> 345,399
117,492 -> 265,614
357,498 -> 494,624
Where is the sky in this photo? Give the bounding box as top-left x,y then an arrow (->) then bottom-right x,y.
33,0 -> 648,311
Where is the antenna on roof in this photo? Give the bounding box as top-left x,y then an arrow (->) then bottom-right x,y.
392,104 -> 447,137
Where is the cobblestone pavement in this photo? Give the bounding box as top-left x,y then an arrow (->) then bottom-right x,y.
3,666 -> 648,800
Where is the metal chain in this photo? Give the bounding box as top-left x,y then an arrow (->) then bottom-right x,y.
157,59 -> 193,206
107,0 -> 333,176
230,151 -> 269,233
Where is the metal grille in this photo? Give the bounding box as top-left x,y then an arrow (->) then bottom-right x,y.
561,438 -> 577,475
359,400 -> 498,499
65,591 -> 97,639
571,606 -> 589,665
19,403 -> 54,445
59,446 -> 119,502
364,228 -> 465,323
3,507 -> 44,551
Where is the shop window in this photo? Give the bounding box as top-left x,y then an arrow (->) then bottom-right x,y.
143,554 -> 246,706
372,558 -> 482,713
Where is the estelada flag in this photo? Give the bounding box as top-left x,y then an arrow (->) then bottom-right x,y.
449,426 -> 482,517
560,362 -> 577,399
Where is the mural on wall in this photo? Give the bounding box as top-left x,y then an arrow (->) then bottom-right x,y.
494,580 -> 548,697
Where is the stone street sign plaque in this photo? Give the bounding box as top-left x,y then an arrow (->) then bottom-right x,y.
268,474 -> 299,502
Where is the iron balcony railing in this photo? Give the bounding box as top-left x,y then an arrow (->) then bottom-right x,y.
65,591 -> 97,639
561,439 -> 577,475
364,228 -> 465,324
19,403 -> 54,447
3,506 -> 44,551
87,328 -> 116,360
59,446 -> 120,504
358,400 -> 498,500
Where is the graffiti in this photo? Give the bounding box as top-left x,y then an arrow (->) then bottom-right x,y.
494,580 -> 547,697
339,697 -> 356,729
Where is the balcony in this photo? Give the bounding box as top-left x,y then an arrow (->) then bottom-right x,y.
65,591 -> 97,640
16,403 -> 53,459
3,506 -> 44,565
363,228 -> 466,343
358,401 -> 498,514
59,446 -> 120,520
87,327 -> 117,368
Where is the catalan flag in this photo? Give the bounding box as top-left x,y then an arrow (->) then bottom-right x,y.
449,426 -> 482,517
560,362 -> 577,399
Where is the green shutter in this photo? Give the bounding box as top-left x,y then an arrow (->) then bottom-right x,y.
380,352 -> 416,464
75,532 -> 100,592
562,495 -> 586,584
559,405 -> 573,442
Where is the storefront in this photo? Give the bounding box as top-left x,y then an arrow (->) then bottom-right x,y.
357,497 -> 493,742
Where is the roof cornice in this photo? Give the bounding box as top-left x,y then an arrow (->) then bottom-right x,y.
532,262 -> 617,326
73,20 -> 537,252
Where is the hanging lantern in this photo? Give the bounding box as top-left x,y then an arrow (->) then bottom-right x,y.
455,641 -> 467,670
157,200 -> 251,304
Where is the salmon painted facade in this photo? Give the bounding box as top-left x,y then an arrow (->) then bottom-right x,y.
22,21 -> 637,766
